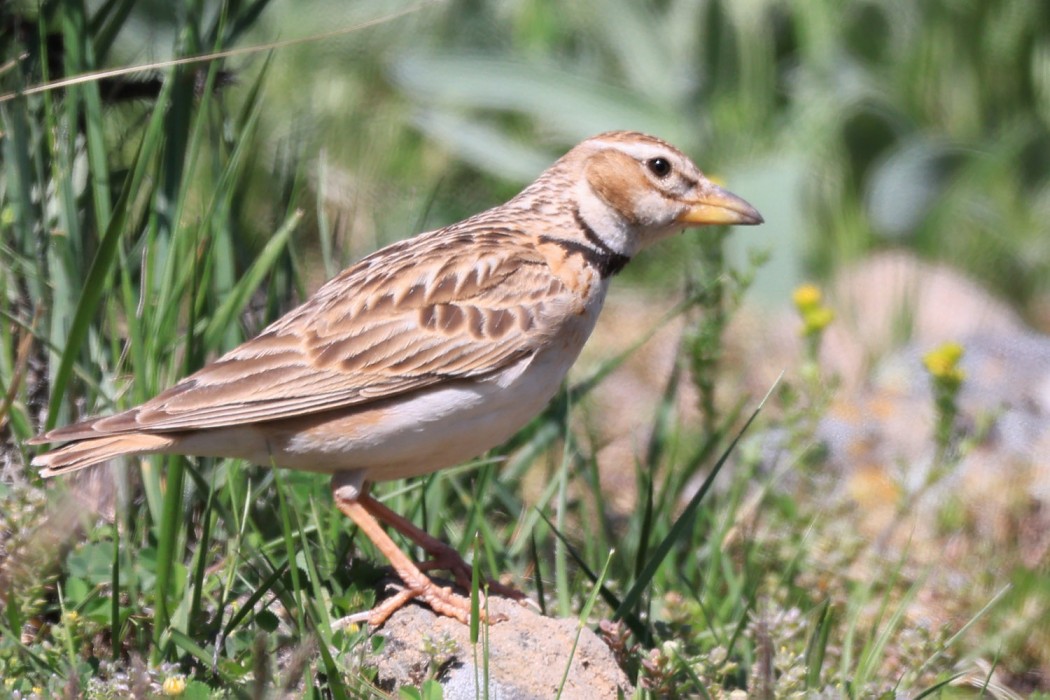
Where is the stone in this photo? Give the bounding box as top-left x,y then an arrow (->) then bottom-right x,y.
369,596 -> 633,699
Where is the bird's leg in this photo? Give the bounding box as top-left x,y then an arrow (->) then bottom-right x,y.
332,478 -> 487,626
358,492 -> 470,581
359,492 -> 526,602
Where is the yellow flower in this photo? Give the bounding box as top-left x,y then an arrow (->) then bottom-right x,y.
162,676 -> 187,696
792,283 -> 823,312
65,611 -> 79,623
793,284 -> 835,338
801,306 -> 835,335
923,342 -> 965,383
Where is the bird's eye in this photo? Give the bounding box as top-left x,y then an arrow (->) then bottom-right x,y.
647,157 -> 672,178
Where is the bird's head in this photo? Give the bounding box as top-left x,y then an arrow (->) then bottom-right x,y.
559,131 -> 763,257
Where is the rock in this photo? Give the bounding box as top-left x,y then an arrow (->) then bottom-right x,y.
821,250 -> 1026,388
818,330 -> 1050,548
369,596 -> 633,699
578,250 -> 1031,514
716,250 -> 1029,398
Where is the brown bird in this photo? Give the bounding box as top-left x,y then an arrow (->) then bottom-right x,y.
30,131 -> 762,625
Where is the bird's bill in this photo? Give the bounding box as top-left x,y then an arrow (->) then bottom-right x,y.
677,184 -> 764,226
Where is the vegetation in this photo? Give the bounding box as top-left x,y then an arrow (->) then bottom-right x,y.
1,0 -> 1048,697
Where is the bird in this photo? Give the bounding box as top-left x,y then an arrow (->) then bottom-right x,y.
29,131 -> 763,626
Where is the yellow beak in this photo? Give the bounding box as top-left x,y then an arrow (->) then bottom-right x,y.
677,183 -> 763,226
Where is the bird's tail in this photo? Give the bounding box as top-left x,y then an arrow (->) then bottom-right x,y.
31,434 -> 175,477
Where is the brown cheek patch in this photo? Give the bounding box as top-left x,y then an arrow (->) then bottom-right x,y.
585,150 -> 645,225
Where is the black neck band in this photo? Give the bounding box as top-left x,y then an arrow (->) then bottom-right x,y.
552,209 -> 630,278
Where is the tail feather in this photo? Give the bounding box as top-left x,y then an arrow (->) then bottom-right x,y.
26,412 -> 134,445
32,434 -> 175,477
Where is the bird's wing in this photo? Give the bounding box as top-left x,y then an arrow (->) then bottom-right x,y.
38,229 -> 580,439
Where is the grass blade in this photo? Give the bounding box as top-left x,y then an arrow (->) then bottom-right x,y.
614,379 -> 777,625
556,549 -> 614,699
202,209 -> 302,347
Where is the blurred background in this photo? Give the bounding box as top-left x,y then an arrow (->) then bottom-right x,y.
51,0 -> 1050,315
4,0 -> 1050,695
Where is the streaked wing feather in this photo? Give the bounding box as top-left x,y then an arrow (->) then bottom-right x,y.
43,229 -> 571,439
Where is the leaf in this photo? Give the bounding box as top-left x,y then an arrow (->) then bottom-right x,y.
255,610 -> 279,633
66,544 -> 114,585
390,53 -> 682,143
63,577 -> 91,607
592,0 -> 687,103
866,138 -> 960,239
411,110 -> 552,182
182,680 -> 215,700
420,679 -> 445,700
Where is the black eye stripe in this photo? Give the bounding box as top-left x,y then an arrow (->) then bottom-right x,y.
647,157 -> 672,178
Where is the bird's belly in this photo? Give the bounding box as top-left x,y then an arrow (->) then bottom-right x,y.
268,345 -> 578,479
183,284 -> 606,481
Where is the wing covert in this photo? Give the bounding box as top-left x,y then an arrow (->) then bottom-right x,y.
47,230 -> 575,438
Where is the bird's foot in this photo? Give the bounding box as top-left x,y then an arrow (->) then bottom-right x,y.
332,491 -> 515,628
336,579 -> 508,629
414,545 -> 527,603
374,579 -> 504,627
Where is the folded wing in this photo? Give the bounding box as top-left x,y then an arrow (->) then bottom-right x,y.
33,229 -> 572,442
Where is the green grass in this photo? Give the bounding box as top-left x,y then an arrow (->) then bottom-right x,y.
2,0 -> 1049,697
